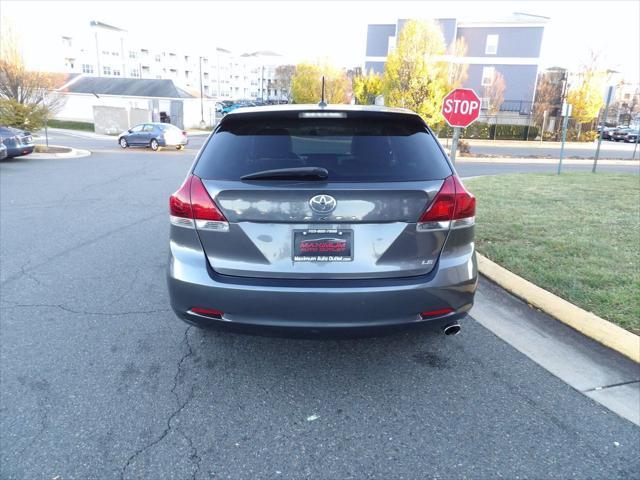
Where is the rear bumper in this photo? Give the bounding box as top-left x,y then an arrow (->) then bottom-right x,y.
6,145 -> 34,157
167,236 -> 477,335
158,138 -> 188,147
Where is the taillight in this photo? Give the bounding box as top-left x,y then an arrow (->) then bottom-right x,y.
420,308 -> 454,318
169,174 -> 229,231
190,307 -> 224,319
182,131 -> 187,136
418,175 -> 475,231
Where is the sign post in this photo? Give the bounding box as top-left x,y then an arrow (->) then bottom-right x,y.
593,85 -> 615,173
557,102 -> 572,175
441,88 -> 482,164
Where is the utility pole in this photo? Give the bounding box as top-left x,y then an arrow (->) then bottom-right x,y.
199,56 -> 205,128
593,86 -> 615,173
557,102 -> 572,175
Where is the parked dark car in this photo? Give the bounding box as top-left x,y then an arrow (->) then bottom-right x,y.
0,139 -> 7,160
0,126 -> 35,158
118,123 -> 188,151
611,127 -> 635,142
167,104 -> 477,337
624,129 -> 639,143
601,127 -> 617,140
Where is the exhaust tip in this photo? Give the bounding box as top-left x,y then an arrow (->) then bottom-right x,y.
443,323 -> 461,336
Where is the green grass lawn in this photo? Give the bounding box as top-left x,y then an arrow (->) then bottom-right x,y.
464,173 -> 640,334
46,119 -> 95,132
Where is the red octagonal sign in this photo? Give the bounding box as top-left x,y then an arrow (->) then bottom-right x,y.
442,88 -> 481,128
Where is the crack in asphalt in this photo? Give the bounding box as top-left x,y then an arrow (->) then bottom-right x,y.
0,213 -> 164,287
20,263 -> 43,287
18,398 -> 50,457
0,301 -> 170,316
120,326 -> 200,480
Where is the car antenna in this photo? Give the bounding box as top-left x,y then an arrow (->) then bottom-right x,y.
318,76 -> 327,107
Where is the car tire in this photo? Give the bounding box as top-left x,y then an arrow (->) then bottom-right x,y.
176,145 -> 184,150
150,139 -> 160,151
119,137 -> 128,148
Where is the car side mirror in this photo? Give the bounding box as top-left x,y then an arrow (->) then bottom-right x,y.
127,129 -> 133,133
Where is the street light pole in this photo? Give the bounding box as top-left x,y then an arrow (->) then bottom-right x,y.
593,86 -> 614,173
199,56 -> 205,128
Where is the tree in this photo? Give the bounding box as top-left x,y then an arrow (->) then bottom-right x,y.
482,70 -> 506,139
352,70 -> 383,105
447,37 -> 469,89
291,61 -> 349,104
382,19 -> 450,126
566,52 -> 607,138
532,68 -> 565,126
0,22 -> 65,130
274,65 -> 295,102
483,70 -> 506,115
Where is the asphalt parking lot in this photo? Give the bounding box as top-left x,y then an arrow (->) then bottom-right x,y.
1,133 -> 639,479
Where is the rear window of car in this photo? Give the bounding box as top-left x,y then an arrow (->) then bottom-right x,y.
194,112 -> 452,182
159,124 -> 180,131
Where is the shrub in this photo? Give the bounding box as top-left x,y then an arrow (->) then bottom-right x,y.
457,139 -> 470,154
438,122 -> 538,141
0,99 -> 47,130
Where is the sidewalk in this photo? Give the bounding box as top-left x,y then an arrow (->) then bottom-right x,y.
455,156 -> 640,166
441,137 -> 638,151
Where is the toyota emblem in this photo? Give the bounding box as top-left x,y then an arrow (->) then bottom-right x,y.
309,194 -> 337,214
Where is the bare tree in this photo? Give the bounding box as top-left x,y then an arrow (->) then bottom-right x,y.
484,71 -> 506,115
483,70 -> 506,139
533,70 -> 565,125
0,22 -> 66,129
274,65 -> 295,103
447,37 -> 469,88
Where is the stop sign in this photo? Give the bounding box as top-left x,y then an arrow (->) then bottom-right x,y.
442,88 -> 481,128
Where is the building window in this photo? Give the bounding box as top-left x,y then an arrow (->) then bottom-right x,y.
129,51 -> 138,59
101,50 -> 109,55
82,64 -> 94,74
481,66 -> 495,86
103,66 -> 111,76
65,58 -> 75,69
185,70 -> 190,79
155,55 -> 161,62
112,51 -> 119,56
62,36 -> 72,47
485,35 -> 499,55
113,68 -> 121,76
130,69 -> 140,78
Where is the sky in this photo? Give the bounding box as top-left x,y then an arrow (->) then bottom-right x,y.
1,0 -> 639,83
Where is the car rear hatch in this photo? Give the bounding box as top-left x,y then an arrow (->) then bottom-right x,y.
182,109 -> 467,280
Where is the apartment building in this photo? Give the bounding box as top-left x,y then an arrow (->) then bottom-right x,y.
364,13 -> 549,116
59,20 -> 290,101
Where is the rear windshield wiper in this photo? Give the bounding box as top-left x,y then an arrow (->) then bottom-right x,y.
241,167 -> 329,181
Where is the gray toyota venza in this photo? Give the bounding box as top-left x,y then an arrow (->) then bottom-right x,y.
167,105 -> 477,336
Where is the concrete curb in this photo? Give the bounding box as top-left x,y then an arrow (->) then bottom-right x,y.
30,145 -> 91,160
455,157 -> 639,166
476,253 -> 640,363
